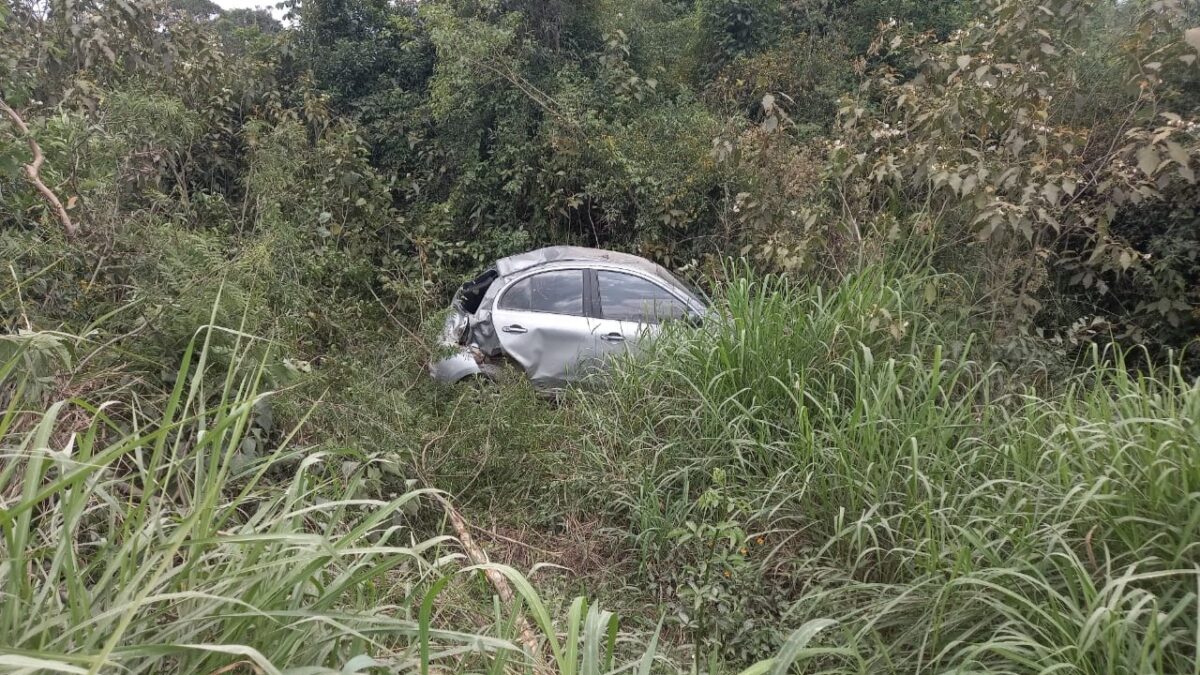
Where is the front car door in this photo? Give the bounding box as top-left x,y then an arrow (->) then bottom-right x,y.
588,269 -> 694,360
490,268 -> 596,387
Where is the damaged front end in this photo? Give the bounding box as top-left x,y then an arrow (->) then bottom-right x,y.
429,268 -> 503,383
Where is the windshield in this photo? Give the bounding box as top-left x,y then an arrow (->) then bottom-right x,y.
456,268 -> 498,314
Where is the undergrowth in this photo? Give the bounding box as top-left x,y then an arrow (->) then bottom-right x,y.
547,264 -> 1200,672
5,0 -> 1199,670
5,260 -> 1198,673
0,326 -> 662,674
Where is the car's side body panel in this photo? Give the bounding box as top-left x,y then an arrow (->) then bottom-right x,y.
492,310 -> 597,387
489,266 -> 600,388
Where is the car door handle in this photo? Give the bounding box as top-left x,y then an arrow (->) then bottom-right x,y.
600,332 -> 625,343
501,324 -> 528,334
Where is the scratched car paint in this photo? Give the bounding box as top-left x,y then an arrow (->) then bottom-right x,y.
430,246 -> 708,388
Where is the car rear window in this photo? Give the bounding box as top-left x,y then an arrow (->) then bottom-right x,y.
498,270 -> 585,315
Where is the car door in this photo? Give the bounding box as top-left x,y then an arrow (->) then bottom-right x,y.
588,269 -> 693,360
490,268 -> 595,386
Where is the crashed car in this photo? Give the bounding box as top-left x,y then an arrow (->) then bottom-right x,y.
430,246 -> 708,387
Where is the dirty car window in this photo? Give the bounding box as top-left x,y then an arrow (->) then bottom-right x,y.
597,271 -> 688,323
498,270 -> 585,315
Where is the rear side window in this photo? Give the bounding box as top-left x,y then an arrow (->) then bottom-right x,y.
597,271 -> 688,323
498,270 -> 585,315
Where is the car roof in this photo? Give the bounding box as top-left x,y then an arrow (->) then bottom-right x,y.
495,246 -> 664,278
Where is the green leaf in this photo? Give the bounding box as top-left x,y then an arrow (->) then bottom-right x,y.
1042,182 -> 1060,205
635,616 -> 664,675
564,596 -> 586,675
464,563 -> 563,666
176,645 -> 282,675
1165,141 -> 1189,168
1136,146 -> 1160,177
342,654 -> 381,673
419,575 -> 451,675
770,619 -> 840,675
1185,26 -> 1200,54
736,619 -> 852,675
0,655 -> 87,674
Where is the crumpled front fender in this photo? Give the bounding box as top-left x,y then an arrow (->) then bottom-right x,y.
429,350 -> 483,383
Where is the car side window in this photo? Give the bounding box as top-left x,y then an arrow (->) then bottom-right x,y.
498,270 -> 585,315
597,271 -> 688,323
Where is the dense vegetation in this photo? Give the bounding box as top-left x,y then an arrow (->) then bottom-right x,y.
2,0 -> 1199,672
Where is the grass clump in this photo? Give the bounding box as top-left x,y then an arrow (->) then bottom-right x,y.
0,325 -> 659,674
0,327 -> 438,672
565,263 -> 1200,672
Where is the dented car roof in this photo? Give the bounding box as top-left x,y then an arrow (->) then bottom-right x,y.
496,246 -> 669,279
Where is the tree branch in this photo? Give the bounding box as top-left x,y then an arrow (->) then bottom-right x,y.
0,97 -> 78,237
433,493 -> 552,674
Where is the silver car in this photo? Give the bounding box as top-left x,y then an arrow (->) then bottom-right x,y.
430,246 -> 708,387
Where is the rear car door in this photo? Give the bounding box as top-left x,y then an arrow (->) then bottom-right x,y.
589,269 -> 692,359
490,268 -> 595,386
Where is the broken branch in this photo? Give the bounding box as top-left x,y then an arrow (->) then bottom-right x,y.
0,97 -> 78,237
433,493 -> 552,674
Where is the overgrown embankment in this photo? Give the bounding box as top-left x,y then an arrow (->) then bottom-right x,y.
4,0 -> 1200,671
295,262 -> 1199,672
485,265 -> 1200,672
4,262 -> 1199,673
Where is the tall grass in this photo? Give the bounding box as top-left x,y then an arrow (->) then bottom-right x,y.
573,264 -> 1200,672
7,265 -> 1197,673
0,325 -> 658,674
